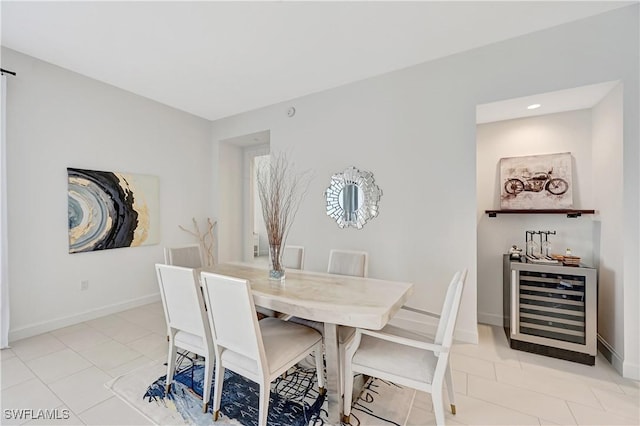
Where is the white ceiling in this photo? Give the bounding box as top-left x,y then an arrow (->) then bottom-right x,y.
476,81 -> 620,124
1,1 -> 633,121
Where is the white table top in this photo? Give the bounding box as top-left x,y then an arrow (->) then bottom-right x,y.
201,262 -> 414,330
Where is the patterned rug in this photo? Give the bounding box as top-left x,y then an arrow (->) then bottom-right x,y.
106,354 -> 414,426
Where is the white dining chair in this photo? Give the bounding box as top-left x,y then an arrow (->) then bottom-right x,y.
284,249 -> 367,333
164,245 -> 203,268
343,269 -> 468,426
200,271 -> 325,426
282,245 -> 305,270
161,245 -> 204,342
327,249 -> 368,277
155,264 -> 214,413
283,249 -> 368,395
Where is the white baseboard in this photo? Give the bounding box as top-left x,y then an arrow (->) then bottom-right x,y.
455,326 -> 479,344
597,334 -> 625,376
8,293 -> 161,343
477,312 -> 503,327
623,359 -> 640,381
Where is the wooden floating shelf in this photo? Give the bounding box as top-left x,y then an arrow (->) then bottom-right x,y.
486,209 -> 596,218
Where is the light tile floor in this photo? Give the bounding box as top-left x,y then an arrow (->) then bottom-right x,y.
1,303 -> 638,425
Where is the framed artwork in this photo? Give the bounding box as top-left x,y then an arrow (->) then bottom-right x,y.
67,168 -> 159,253
500,152 -> 573,209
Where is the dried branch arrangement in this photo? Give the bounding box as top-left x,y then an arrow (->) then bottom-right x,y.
179,217 -> 216,266
255,152 -> 312,275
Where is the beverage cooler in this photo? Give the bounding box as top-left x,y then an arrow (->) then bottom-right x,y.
503,255 -> 597,365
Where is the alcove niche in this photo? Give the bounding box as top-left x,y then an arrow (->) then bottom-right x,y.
475,81 -> 623,366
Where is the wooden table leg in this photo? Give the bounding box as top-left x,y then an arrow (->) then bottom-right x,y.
323,323 -> 342,425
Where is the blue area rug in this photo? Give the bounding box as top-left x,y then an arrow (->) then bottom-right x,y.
144,355 -> 325,426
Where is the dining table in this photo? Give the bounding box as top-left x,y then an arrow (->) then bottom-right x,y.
200,262 -> 414,425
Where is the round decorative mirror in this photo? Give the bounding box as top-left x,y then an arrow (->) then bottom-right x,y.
325,166 -> 382,229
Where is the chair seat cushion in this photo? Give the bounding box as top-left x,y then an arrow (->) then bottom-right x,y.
220,317 -> 322,377
351,334 -> 438,385
260,318 -> 322,374
287,318 -> 355,344
175,330 -> 206,354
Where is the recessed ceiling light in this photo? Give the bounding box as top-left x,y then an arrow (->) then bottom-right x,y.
527,103 -> 541,110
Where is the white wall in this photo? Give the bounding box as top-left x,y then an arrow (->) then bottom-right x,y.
592,84 -> 624,370
210,6 -> 639,358
212,70 -> 479,343
477,110 -> 596,326
217,141 -> 244,264
3,48 -> 213,341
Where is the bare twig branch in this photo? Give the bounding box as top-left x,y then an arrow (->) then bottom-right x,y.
256,152 -> 312,272
179,217 -> 217,266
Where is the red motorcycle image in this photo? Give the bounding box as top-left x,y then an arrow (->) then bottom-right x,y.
504,169 -> 569,196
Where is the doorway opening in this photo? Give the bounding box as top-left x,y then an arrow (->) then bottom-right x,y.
252,153 -> 270,262
217,130 -> 269,264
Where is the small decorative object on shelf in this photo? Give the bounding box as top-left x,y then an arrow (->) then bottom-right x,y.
508,245 -> 523,260
549,250 -> 581,267
525,230 -> 559,264
562,256 -> 581,267
256,152 -> 312,281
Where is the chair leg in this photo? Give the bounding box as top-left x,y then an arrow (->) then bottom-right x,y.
342,366 -> 355,423
212,363 -> 225,422
258,382 -> 269,426
444,363 -> 456,415
202,354 -> 213,413
432,389 -> 445,426
339,345 -> 345,396
166,344 -> 177,394
314,342 -> 325,393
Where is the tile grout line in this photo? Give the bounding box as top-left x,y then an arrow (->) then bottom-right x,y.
564,398 -> 579,425
12,322 -> 134,422
492,362 -> 625,411
83,315 -> 156,344
53,402 -> 87,426
586,382 -> 608,412
3,309 -> 160,424
7,313 -> 636,426
568,396 -> 640,424
65,314 -> 161,424
401,389 -> 417,426
3,357 -> 93,425
467,377 -> 577,424
452,391 -> 541,425
463,335 -> 638,424
465,369 -> 469,396
47,345 -> 143,424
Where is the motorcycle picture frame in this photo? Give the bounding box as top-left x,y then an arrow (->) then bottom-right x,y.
499,152 -> 573,209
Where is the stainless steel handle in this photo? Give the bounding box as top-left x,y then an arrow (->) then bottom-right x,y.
511,270 -> 517,335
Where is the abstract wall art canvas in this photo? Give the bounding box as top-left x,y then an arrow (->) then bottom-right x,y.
67,168 -> 159,253
500,152 -> 573,209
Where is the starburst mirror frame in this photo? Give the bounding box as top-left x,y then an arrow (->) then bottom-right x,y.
324,166 -> 383,229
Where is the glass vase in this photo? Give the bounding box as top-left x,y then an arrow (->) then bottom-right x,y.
268,243 -> 285,281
